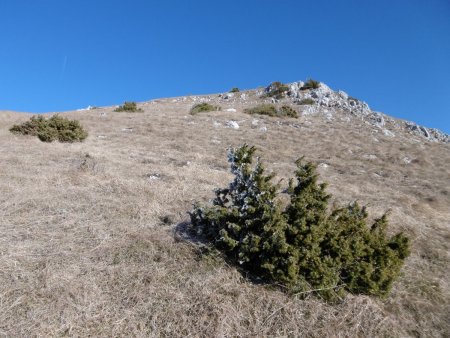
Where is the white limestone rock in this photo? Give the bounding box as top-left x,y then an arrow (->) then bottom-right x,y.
383,129 -> 396,137
226,120 -> 239,129
223,93 -> 234,100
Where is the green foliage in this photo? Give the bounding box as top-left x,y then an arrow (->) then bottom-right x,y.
279,105 -> 298,118
301,79 -> 320,90
190,103 -> 220,115
230,87 -> 240,93
244,104 -> 278,117
190,145 -> 410,301
244,104 -> 298,118
297,98 -> 315,105
114,101 -> 143,112
263,81 -> 290,99
9,115 -> 88,143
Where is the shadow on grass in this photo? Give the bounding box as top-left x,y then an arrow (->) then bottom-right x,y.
173,220 -> 271,287
174,221 -> 209,246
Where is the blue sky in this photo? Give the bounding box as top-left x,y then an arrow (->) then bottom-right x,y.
1,0 -> 449,133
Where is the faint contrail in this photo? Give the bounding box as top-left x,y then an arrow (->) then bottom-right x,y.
61,56 -> 68,79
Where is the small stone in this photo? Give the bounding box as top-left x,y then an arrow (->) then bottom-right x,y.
338,91 -> 348,100
226,121 -> 239,129
223,93 -> 234,99
383,129 -> 395,137
147,173 -> 161,180
363,154 -> 378,160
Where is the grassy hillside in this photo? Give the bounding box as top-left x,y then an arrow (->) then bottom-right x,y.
0,90 -> 449,336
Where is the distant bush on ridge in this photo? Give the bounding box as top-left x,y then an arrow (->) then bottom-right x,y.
263,81 -> 290,99
114,101 -> 143,112
301,79 -> 320,90
190,103 -> 220,115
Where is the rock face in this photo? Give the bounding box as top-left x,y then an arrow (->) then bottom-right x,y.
279,81 -> 449,144
404,121 -> 450,143
287,82 -> 372,117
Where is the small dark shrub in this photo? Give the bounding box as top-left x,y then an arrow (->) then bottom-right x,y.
114,101 -> 143,112
279,105 -> 298,118
301,79 -> 320,90
244,104 -> 298,118
297,98 -> 315,105
263,81 -> 290,99
230,87 -> 240,93
190,103 -> 220,115
10,115 -> 88,143
190,145 -> 410,301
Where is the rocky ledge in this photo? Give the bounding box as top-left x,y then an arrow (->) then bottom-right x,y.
264,81 -> 449,144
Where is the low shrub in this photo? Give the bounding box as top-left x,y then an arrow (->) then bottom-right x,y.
279,105 -> 298,118
190,103 -> 220,115
190,144 -> 410,301
230,87 -> 240,93
244,104 -> 298,118
263,81 -> 290,99
297,98 -> 315,105
301,79 -> 320,90
10,115 -> 88,143
244,104 -> 278,117
114,101 -> 143,112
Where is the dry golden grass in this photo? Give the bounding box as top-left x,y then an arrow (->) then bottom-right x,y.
0,91 -> 449,337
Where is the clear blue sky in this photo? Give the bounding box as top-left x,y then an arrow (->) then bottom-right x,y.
1,0 -> 449,133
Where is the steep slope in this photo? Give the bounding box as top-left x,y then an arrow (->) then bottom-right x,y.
0,82 -> 449,336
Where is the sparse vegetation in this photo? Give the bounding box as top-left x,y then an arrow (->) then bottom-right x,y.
190,103 -> 220,115
244,104 -> 278,117
301,79 -> 320,90
1,92 -> 447,337
263,81 -> 290,99
9,115 -> 88,142
244,104 -> 298,118
279,105 -> 298,118
230,87 -> 240,93
114,101 -> 143,112
297,98 -> 315,105
190,144 -> 410,301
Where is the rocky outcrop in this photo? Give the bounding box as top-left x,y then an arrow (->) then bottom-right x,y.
283,81 -> 449,143
214,80 -> 449,144
404,121 -> 450,143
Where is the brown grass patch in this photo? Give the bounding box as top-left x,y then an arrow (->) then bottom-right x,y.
0,98 -> 449,336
